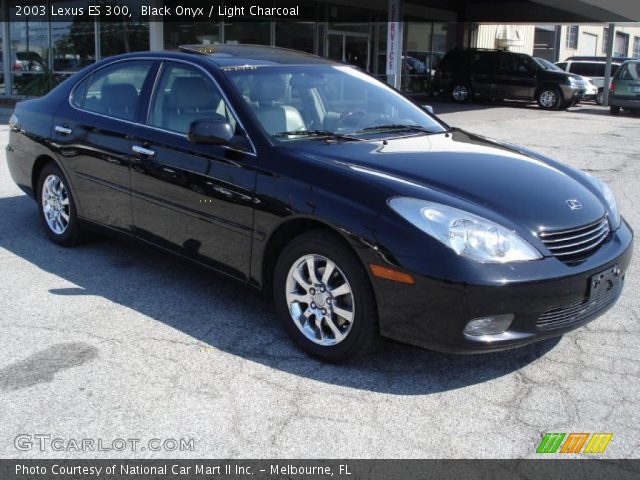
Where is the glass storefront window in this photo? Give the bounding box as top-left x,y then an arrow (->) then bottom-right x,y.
224,22 -> 270,45
164,23 -> 221,50
0,6 -> 4,94
51,1 -> 96,73
403,22 -> 432,93
10,1 -> 49,95
275,22 -> 315,53
99,0 -> 149,58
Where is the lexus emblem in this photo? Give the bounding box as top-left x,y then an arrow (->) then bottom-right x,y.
565,199 -> 582,210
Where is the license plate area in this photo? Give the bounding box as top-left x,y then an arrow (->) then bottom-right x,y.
589,266 -> 621,299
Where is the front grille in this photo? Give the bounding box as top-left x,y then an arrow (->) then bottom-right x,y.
539,217 -> 610,262
536,279 -> 623,331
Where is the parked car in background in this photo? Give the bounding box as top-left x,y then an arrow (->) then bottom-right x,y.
433,48 -> 586,110
535,57 -> 598,103
13,51 -> 45,72
555,59 -> 624,105
609,60 -> 640,115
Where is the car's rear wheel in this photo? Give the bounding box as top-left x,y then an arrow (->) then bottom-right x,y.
450,83 -> 471,102
537,87 -> 563,110
273,230 -> 378,362
37,162 -> 84,246
596,90 -> 603,105
610,105 -> 621,115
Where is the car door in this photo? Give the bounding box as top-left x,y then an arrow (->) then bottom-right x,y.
495,53 -> 537,99
52,59 -> 156,232
129,60 -> 257,281
469,51 -> 497,97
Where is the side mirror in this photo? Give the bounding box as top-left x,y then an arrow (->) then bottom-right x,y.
187,119 -> 234,145
421,104 -> 434,114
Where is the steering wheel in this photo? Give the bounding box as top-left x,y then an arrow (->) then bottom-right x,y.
334,109 -> 367,130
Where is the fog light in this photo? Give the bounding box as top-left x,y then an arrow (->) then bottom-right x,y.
463,314 -> 514,336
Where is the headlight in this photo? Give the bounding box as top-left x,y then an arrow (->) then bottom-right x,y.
566,76 -> 581,87
388,197 -> 542,263
8,113 -> 20,130
587,175 -> 620,229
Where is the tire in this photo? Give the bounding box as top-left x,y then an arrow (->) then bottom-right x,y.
273,230 -> 379,362
536,87 -> 563,110
610,105 -> 621,115
596,90 -> 603,105
450,83 -> 471,102
37,162 -> 84,246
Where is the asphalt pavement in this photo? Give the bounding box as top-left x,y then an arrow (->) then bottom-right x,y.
0,100 -> 638,458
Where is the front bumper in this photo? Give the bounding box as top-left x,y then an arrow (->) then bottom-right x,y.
609,95 -> 640,109
369,220 -> 633,354
560,85 -> 585,103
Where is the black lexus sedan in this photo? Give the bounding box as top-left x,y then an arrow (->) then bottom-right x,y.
6,45 -> 633,362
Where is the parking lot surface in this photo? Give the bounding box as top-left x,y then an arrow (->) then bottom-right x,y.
0,102 -> 638,458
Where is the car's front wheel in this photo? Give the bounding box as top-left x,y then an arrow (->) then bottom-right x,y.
37,162 -> 84,246
536,87 -> 563,110
274,230 -> 378,362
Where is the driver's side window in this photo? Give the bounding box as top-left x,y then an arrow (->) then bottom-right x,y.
148,62 -> 237,135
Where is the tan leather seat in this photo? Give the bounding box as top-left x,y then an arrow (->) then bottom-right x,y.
249,75 -> 305,134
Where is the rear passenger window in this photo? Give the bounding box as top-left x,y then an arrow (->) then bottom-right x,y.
147,62 -> 237,135
79,61 -> 153,121
569,62 -> 600,77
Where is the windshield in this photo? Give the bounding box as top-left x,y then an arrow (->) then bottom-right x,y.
223,65 -> 446,141
534,57 -> 563,72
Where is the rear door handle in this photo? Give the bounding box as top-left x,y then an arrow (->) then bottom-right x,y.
132,145 -> 155,157
54,125 -> 72,135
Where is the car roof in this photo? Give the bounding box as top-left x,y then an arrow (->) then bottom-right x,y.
178,44 -> 341,67
566,56 -> 629,63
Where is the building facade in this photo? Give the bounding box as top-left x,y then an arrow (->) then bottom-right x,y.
0,0 -> 460,98
471,23 -> 640,61
1,0 -> 637,99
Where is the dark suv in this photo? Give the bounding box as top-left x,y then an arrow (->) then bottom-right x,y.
433,48 -> 586,110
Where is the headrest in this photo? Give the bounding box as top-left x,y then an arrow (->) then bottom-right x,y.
169,76 -> 221,110
249,75 -> 286,103
101,83 -> 138,109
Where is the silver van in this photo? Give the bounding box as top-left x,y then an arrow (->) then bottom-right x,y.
555,60 -> 624,104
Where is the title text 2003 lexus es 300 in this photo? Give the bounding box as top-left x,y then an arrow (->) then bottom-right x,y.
7,45 -> 633,362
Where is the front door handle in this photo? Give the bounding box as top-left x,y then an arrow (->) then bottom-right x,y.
54,125 -> 72,135
132,145 -> 155,157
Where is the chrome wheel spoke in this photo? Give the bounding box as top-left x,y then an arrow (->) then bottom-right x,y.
306,257 -> 320,284
330,282 -> 350,297
321,262 -> 335,284
324,315 -> 344,342
333,305 -> 354,323
315,317 -> 325,340
288,292 -> 311,304
292,268 -> 311,291
60,210 -> 70,222
60,197 -> 69,206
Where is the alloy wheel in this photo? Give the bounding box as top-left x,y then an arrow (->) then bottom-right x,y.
452,85 -> 469,102
41,174 -> 70,235
539,90 -> 557,108
285,254 -> 355,346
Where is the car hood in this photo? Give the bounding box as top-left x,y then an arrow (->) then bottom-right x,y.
294,129 -> 606,232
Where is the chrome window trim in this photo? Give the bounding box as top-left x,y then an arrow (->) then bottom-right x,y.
68,56 -> 257,157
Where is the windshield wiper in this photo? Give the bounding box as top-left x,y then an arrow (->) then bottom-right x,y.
274,130 -> 362,141
356,124 -> 436,134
